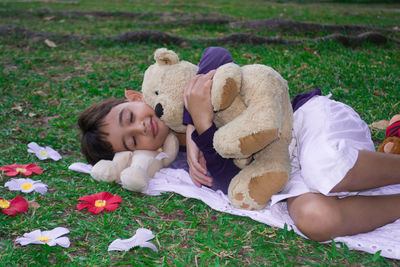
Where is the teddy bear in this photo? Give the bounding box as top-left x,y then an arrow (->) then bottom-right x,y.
377,114 -> 400,154
90,133 -> 179,192
140,48 -> 293,210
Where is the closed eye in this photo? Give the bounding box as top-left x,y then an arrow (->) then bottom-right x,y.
132,136 -> 136,146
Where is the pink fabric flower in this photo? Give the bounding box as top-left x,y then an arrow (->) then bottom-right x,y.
0,164 -> 42,177
0,196 -> 29,216
77,192 -> 122,214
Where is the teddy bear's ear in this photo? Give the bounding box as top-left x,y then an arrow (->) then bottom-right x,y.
154,48 -> 179,65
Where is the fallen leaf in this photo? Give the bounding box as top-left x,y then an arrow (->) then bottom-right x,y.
80,39 -> 88,45
370,120 -> 390,130
179,41 -> 191,47
43,16 -> 55,21
13,127 -> 23,132
49,100 -> 60,106
243,53 -> 261,60
34,90 -> 47,97
28,113 -> 37,118
11,103 -> 23,112
28,200 -> 40,209
41,115 -> 61,123
373,90 -> 386,96
44,39 -> 57,48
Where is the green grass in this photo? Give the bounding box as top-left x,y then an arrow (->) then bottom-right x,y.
1,0 -> 399,265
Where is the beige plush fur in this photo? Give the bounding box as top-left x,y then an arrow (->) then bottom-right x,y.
142,48 -> 294,210
90,133 -> 179,192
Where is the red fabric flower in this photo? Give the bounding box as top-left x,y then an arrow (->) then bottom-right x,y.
77,192 -> 122,214
0,164 -> 42,177
0,196 -> 29,216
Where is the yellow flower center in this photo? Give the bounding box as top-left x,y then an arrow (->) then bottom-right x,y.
0,199 -> 10,209
40,151 -> 48,156
37,236 -> 50,243
21,183 -> 33,190
16,168 -> 27,173
94,200 -> 106,207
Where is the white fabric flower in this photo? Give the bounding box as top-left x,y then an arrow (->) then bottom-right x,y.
108,228 -> 158,252
28,142 -> 62,161
68,162 -> 92,174
15,227 -> 70,247
5,178 -> 48,194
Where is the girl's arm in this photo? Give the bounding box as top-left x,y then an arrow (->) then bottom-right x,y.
183,47 -> 240,192
184,70 -> 240,194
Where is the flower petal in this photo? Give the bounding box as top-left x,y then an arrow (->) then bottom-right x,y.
4,170 -> 18,177
26,164 -> 42,175
104,203 -> 119,212
33,183 -> 48,195
96,192 -> 114,200
108,238 -> 132,251
1,165 -> 19,176
53,236 -> 70,248
135,228 -> 155,243
27,142 -> 42,153
46,147 -> 62,161
139,242 -> 158,252
87,206 -> 104,214
46,227 -> 70,239
107,228 -> 157,252
5,179 -> 22,191
77,195 -> 96,203
107,195 -> 122,204
16,229 -> 42,245
68,162 -> 92,174
76,203 -> 90,210
5,196 -> 29,215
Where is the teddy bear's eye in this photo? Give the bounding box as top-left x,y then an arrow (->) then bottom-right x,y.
155,90 -> 159,95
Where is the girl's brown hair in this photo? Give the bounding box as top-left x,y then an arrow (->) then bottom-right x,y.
78,98 -> 127,164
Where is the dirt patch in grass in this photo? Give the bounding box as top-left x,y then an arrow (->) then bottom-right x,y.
0,24 -> 397,46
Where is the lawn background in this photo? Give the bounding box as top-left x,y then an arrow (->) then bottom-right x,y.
0,0 -> 399,265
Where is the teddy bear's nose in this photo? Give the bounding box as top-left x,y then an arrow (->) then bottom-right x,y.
155,103 -> 164,118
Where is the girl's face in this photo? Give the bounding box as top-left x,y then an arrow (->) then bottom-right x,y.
102,101 -> 170,152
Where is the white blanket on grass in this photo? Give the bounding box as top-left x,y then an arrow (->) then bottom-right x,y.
69,163 -> 400,260
146,168 -> 400,260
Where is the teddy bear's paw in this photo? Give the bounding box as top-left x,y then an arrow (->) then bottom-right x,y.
120,167 -> 148,192
211,77 -> 239,111
238,129 -> 279,156
228,171 -> 288,210
211,62 -> 241,111
90,160 -> 121,183
214,127 -> 279,158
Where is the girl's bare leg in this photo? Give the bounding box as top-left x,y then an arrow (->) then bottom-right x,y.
332,150 -> 400,192
288,193 -> 400,241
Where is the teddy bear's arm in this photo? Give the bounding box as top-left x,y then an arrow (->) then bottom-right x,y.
214,65 -> 290,158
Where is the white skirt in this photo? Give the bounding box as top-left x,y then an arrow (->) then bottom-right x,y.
271,95 -> 375,205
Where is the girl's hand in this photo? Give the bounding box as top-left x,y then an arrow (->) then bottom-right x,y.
184,70 -> 216,134
186,124 -> 212,187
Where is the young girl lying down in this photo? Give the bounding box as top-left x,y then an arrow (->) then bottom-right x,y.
78,47 -> 400,242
